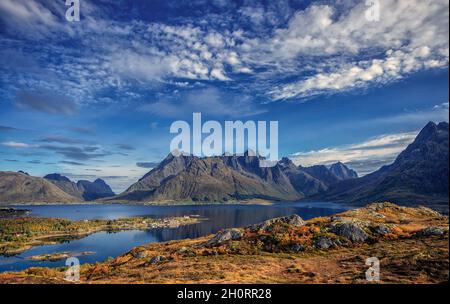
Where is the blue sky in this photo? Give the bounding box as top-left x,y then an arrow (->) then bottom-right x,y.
0,0 -> 449,192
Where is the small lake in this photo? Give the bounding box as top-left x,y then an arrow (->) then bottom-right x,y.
0,202 -> 349,272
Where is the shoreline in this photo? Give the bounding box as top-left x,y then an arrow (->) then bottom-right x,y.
0,215 -> 206,256
2,197 -> 295,207
0,202 -> 447,284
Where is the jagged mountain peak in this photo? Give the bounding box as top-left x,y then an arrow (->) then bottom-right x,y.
44,173 -> 72,183
329,162 -> 358,180
42,174 -> 115,201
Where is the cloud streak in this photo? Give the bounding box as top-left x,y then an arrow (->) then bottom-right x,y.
290,131 -> 418,176
136,162 -> 159,169
1,141 -> 35,148
15,89 -> 77,114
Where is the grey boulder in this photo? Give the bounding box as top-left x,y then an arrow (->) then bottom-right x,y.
332,223 -> 368,242
206,228 -> 243,246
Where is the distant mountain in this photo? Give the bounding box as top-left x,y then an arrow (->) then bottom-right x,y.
300,162 -> 358,186
0,172 -> 80,204
319,121 -> 449,211
110,152 -> 303,203
278,158 -> 329,196
77,179 -> 115,200
108,152 -> 358,204
330,162 -> 358,180
44,174 -> 115,201
301,165 -> 341,186
43,173 -> 84,199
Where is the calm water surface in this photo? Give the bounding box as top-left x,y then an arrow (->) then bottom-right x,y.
0,202 -> 349,272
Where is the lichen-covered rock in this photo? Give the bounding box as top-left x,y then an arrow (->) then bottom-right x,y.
415,227 -> 446,237
314,237 -> 334,249
206,228 -> 243,246
149,255 -> 165,264
289,243 -> 305,252
133,250 -> 150,259
249,214 -> 305,231
374,224 -> 392,235
332,223 -> 368,242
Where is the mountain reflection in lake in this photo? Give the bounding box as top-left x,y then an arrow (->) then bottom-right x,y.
0,202 -> 349,272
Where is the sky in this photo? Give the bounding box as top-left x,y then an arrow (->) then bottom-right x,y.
0,0 -> 449,193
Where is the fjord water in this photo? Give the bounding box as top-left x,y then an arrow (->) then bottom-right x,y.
0,202 -> 348,272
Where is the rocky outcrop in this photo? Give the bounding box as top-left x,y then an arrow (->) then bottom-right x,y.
249,214 -> 305,232
331,223 -> 368,242
200,202 -> 447,254
206,229 -> 244,246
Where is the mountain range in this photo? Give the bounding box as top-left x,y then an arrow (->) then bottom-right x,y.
0,121 -> 448,211
0,172 -> 81,204
106,151 -> 357,203
0,172 -> 114,204
43,174 -> 115,201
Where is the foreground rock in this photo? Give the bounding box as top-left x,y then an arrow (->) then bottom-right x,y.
206,229 -> 243,246
331,223 -> 368,242
0,202 -> 448,284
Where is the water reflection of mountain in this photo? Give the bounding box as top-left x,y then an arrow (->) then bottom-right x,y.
146,206 -> 346,242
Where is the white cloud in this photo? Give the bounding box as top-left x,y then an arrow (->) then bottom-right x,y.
270,47 -> 448,99
0,0 -> 448,104
0,0 -> 59,37
434,102 -> 449,110
290,131 -> 418,175
261,0 -> 449,100
1,141 -> 35,148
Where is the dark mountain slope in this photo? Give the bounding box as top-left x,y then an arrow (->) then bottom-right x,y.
330,162 -> 358,180
320,121 -> 449,211
43,173 -> 84,199
77,179 -> 115,200
111,153 -> 304,203
44,174 -> 115,201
